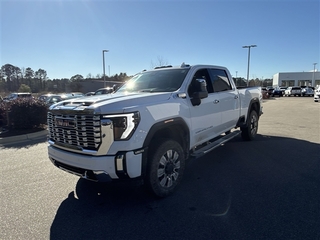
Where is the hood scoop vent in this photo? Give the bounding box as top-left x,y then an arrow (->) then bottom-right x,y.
61,100 -> 95,107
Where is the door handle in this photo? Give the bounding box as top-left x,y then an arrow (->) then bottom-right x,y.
214,100 -> 219,104
234,95 -> 239,99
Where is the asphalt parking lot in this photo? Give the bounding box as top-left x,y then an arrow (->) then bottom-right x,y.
0,96 -> 319,240
259,96 -> 319,143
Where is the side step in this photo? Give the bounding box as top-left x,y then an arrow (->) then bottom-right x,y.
190,130 -> 241,158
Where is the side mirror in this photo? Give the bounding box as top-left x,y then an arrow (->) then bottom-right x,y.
191,79 -> 208,106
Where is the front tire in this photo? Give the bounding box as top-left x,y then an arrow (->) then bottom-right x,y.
241,110 -> 259,141
145,139 -> 185,197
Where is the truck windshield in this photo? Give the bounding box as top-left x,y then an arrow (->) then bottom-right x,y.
117,68 -> 189,93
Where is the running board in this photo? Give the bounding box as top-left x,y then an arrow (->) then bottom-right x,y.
191,130 -> 241,158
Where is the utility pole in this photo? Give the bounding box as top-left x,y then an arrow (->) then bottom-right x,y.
102,50 -> 109,87
243,45 -> 257,86
313,63 -> 317,87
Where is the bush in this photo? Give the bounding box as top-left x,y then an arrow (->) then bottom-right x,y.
0,102 -> 8,127
4,99 -> 48,129
18,84 -> 32,93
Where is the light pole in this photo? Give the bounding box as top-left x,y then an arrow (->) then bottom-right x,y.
313,63 -> 317,87
243,45 -> 257,86
102,50 -> 109,87
235,71 -> 238,86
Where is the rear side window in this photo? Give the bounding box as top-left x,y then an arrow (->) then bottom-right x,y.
208,69 -> 232,92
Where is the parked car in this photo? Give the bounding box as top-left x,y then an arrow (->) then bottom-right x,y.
94,87 -> 115,95
300,87 -> 314,97
39,93 -> 53,102
284,86 -> 301,96
69,92 -> 84,97
271,88 -> 283,97
261,87 -> 269,99
4,92 -> 33,102
314,86 -> 320,102
45,93 -> 83,107
279,87 -> 287,95
266,87 -> 274,96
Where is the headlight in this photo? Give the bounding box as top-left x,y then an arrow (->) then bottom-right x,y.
102,112 -> 140,140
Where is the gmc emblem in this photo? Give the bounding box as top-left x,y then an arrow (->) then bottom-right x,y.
55,117 -> 75,127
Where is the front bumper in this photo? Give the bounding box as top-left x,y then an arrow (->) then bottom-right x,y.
48,145 -> 143,180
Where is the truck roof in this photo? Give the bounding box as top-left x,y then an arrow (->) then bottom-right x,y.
150,62 -> 226,72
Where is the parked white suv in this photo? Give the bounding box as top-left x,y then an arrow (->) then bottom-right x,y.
284,86 -> 301,97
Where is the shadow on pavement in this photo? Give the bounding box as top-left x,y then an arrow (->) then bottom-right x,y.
50,134 -> 319,240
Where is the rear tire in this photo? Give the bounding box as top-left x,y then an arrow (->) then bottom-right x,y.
241,110 -> 258,141
145,139 -> 185,197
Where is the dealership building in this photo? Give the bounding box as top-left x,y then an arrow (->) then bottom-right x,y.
272,71 -> 320,87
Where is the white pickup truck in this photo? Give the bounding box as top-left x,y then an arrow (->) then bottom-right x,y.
47,63 -> 263,197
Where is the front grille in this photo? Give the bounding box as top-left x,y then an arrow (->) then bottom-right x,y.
47,112 -> 101,151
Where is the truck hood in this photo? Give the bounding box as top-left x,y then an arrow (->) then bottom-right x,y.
49,92 -> 174,114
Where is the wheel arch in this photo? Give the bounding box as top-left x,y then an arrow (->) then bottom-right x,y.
237,98 -> 261,127
141,117 -> 190,177
248,98 -> 262,118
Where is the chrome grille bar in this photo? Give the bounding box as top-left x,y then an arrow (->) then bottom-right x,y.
47,112 -> 101,151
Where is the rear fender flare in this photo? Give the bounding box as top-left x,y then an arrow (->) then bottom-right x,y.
238,98 -> 261,127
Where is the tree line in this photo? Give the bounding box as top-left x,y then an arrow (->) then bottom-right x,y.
0,63 -> 273,95
0,64 -> 130,94
234,77 -> 273,87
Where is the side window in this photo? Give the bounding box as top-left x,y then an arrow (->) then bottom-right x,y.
188,69 -> 213,96
208,69 -> 232,92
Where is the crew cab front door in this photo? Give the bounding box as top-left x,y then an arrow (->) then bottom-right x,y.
187,68 -> 222,147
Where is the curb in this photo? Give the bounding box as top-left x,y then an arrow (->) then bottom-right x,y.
0,130 -> 48,144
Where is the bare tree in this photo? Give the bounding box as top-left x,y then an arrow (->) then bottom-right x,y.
150,56 -> 170,69
21,67 -> 26,79
86,73 -> 93,79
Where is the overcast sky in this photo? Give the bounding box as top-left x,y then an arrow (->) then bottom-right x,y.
1,0 -> 319,80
